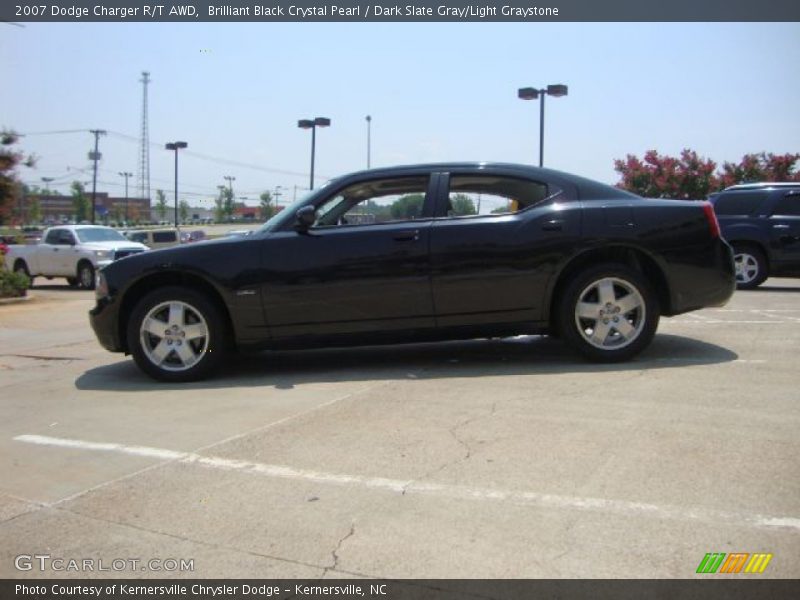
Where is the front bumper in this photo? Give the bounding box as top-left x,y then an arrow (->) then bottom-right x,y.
89,295 -> 124,353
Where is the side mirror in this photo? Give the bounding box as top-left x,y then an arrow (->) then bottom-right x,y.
295,206 -> 317,231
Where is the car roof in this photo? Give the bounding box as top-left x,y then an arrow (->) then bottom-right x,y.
723,182 -> 800,191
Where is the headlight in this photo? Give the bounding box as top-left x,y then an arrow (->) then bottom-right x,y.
94,250 -> 112,259
94,271 -> 109,300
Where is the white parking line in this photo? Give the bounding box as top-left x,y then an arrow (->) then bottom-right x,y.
14,434 -> 800,534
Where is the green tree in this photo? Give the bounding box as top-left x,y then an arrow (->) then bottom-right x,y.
155,189 -> 168,222
179,199 -> 189,223
259,191 -> 276,220
28,197 -> 43,224
0,130 -> 36,225
390,194 -> 424,219
222,187 -> 235,221
450,193 -> 477,216
214,188 -> 225,223
71,181 -> 89,223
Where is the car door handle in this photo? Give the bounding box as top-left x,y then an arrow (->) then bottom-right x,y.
393,230 -> 419,242
772,224 -> 790,230
542,219 -> 564,231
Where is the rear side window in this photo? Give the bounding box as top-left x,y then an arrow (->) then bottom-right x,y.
152,231 -> 178,243
772,194 -> 800,216
713,192 -> 765,215
44,229 -> 62,244
446,175 -> 557,217
127,232 -> 147,244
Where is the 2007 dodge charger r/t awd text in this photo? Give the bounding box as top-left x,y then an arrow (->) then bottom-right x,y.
89,163 -> 736,382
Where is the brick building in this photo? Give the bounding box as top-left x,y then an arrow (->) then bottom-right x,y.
21,192 -> 151,224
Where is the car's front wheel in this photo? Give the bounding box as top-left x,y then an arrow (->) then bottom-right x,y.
558,264 -> 659,362
127,286 -> 229,382
77,261 -> 96,290
732,244 -> 767,290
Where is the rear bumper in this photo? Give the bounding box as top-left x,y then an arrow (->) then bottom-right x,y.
668,238 -> 736,315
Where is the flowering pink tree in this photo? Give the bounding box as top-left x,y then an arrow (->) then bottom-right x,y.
615,150 -> 800,198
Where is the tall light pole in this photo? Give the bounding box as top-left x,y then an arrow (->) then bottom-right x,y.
366,115 -> 372,169
88,129 -> 106,223
165,141 -> 188,230
118,171 -> 132,223
297,117 -> 330,190
517,84 -> 568,167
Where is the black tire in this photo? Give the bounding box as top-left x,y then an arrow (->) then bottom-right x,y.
732,244 -> 768,290
77,261 -> 96,290
13,260 -> 34,288
557,263 -> 660,362
127,286 -> 229,382
66,277 -> 79,288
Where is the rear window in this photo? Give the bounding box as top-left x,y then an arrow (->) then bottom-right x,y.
712,192 -> 765,216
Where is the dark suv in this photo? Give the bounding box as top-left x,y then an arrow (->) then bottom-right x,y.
709,183 -> 800,289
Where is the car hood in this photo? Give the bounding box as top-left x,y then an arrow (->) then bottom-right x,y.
82,241 -> 148,251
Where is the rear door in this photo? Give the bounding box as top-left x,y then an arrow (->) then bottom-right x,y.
429,171 -> 581,327
40,228 -> 75,276
768,191 -> 800,268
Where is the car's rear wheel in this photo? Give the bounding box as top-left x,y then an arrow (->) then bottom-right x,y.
558,264 -> 659,362
77,261 -> 96,290
127,286 -> 228,382
732,244 -> 767,290
13,260 -> 33,288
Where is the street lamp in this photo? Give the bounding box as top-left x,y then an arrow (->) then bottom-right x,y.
118,171 -> 132,222
297,117 -> 330,190
273,185 -> 285,208
366,115 -> 372,169
165,141 -> 188,230
517,84 -> 568,167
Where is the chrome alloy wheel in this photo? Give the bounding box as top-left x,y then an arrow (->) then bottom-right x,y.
139,301 -> 209,372
574,277 -> 646,350
734,252 -> 759,285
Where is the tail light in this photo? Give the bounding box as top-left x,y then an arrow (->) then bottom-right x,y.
701,201 -> 721,238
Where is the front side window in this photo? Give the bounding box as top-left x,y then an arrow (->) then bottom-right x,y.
313,176 -> 429,228
446,175 -> 556,217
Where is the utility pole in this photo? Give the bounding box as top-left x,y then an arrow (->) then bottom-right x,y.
119,171 -> 132,223
89,129 -> 107,223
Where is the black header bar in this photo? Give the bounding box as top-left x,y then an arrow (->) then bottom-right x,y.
4,0 -> 800,23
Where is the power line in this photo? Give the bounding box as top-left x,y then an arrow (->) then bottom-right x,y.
106,129 -> 322,178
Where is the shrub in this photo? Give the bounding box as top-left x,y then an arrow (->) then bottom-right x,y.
0,266 -> 29,298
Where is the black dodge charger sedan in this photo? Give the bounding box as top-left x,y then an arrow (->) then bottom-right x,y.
90,163 -> 735,381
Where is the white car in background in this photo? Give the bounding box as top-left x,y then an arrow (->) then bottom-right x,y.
4,225 -> 148,289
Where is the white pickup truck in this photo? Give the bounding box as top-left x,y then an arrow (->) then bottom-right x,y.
4,225 -> 148,289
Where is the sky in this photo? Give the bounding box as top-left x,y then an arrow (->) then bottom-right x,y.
2,21 -> 799,208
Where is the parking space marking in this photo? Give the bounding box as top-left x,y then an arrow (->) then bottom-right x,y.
15,434 -> 800,534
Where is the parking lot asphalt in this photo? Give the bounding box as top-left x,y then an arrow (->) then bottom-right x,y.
0,279 -> 798,579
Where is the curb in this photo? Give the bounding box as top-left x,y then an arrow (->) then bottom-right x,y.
0,294 -> 33,306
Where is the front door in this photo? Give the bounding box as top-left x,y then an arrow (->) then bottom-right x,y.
260,174 -> 437,338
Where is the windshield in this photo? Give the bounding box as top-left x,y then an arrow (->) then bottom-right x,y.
75,228 -> 128,243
